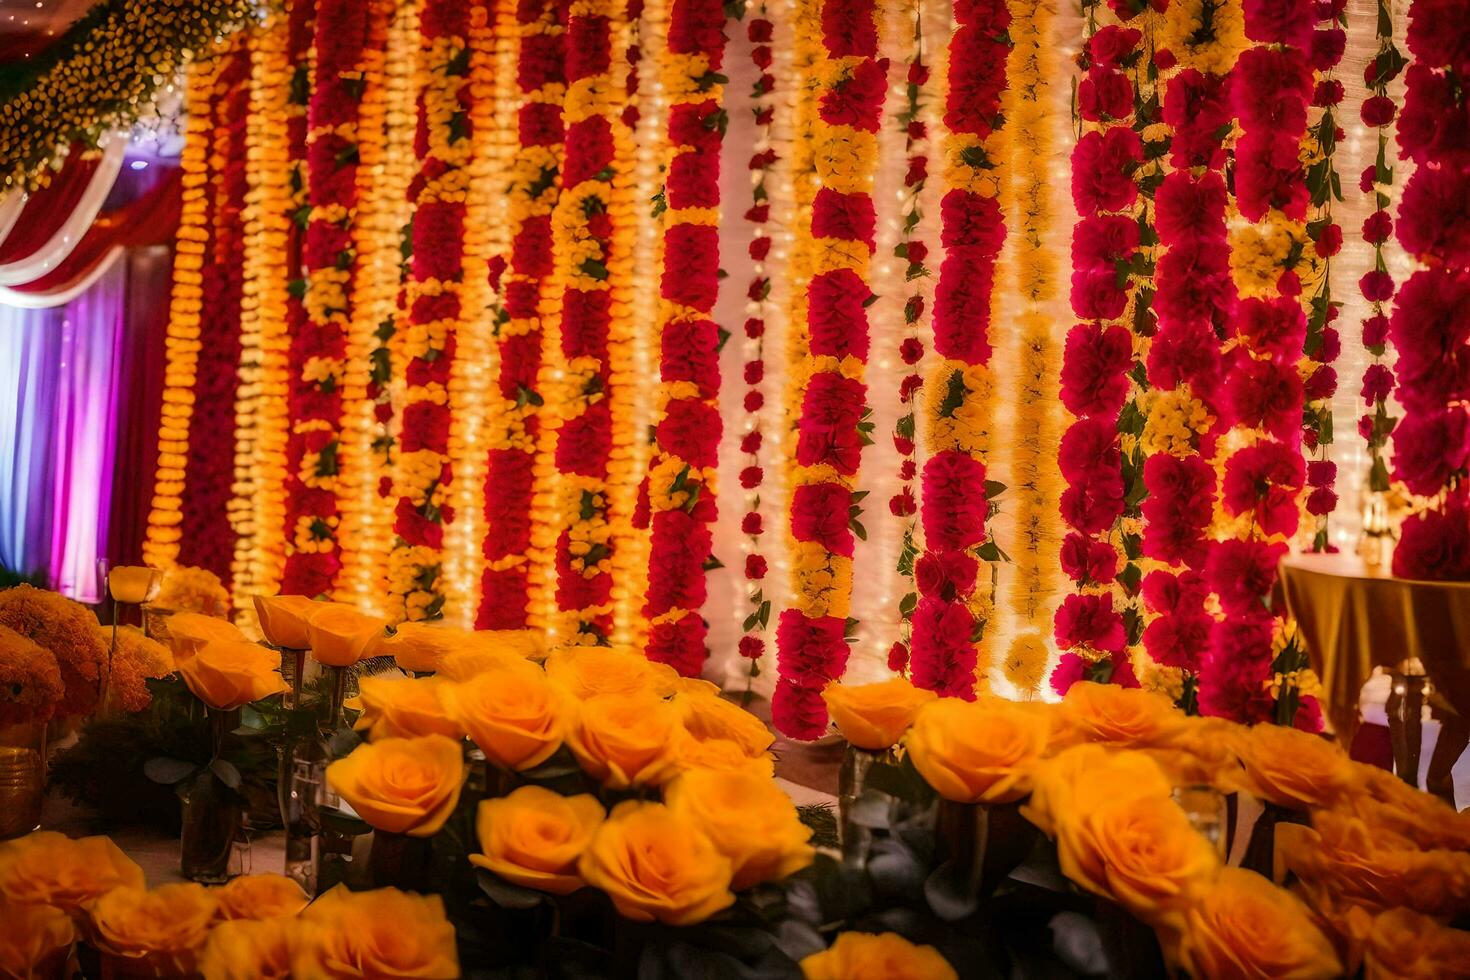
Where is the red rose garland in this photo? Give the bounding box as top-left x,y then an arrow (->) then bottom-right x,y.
1052,12 -> 1144,692
1200,0 -> 1321,728
1355,0 -> 1405,511
908,0 -> 1008,701
388,0 -> 474,623
644,0 -> 728,672
477,0 -> 566,630
1389,0 -> 1470,579
885,6 -> 932,676
735,7 -> 778,674
772,0 -> 884,737
281,0 -> 375,598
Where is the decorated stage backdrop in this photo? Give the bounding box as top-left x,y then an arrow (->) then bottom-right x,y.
44,0 -> 1460,738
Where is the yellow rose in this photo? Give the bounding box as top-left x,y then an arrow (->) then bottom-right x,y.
434,646 -> 531,680
822,678 -> 937,750
166,612 -> 246,663
801,932 -> 957,980
1233,723 -> 1354,809
567,692 -> 681,789
326,735 -> 464,837
0,899 -> 74,979
108,566 -> 162,605
441,660 -> 565,771
665,768 -> 814,889
212,873 -> 309,921
473,629 -> 547,662
198,918 -> 296,980
179,639 -> 289,711
306,605 -> 389,668
1023,745 -> 1174,838
673,733 -> 776,777
904,697 -> 1050,804
1168,867 -> 1340,979
294,885 -> 458,978
354,676 -> 464,741
89,883 -> 219,976
374,622 -> 508,674
544,645 -> 679,699
1058,682 -> 1186,747
578,800 -> 735,925
471,786 -> 604,895
1364,907 -> 1470,980
674,689 -> 775,759
0,831 -> 145,911
251,594 -> 319,649
1349,764 -> 1470,851
1054,793 -> 1221,924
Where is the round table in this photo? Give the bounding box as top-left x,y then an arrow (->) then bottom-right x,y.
1279,552 -> 1470,800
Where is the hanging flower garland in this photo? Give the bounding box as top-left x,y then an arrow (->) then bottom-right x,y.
1354,0 -> 1405,509
1136,0 -> 1241,712
885,0 -> 932,678
1297,0 -> 1348,551
478,0 -> 567,630
1203,0 -> 1321,729
735,5 -> 780,679
996,0 -> 1062,698
644,0 -> 728,672
280,0 -> 376,599
536,0 -> 634,645
142,53 -> 225,572
772,0 -> 885,737
1388,0 -> 1470,579
230,8 -> 295,617
1052,4 -> 1144,692
386,0 -> 474,623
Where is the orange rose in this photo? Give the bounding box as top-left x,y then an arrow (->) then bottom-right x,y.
440,660 -> 565,771
178,639 -> 289,710
1023,744 -> 1174,838
904,696 -> 1051,803
672,733 -> 776,778
674,688 -> 775,759
822,678 -> 937,750
0,831 -> 145,911
0,899 -> 74,979
1167,867 -> 1340,979
166,612 -> 246,663
375,623 -> 499,674
1053,793 -> 1221,924
198,918 -> 296,980
306,604 -> 388,668
471,786 -> 605,895
1058,681 -> 1186,747
1364,907 -> 1470,979
435,646 -> 531,681
354,676 -> 464,741
108,566 -> 162,605
251,594 -> 319,649
294,885 -> 458,978
1233,723 -> 1355,810
578,801 -> 735,925
212,873 -> 309,921
325,735 -> 465,837
665,768 -> 814,889
566,692 -> 681,788
1348,764 -> 1470,852
544,645 -> 679,699
800,931 -> 957,980
89,883 -> 219,976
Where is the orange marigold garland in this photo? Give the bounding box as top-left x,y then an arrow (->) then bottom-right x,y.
477,0 -> 567,630
388,0 -> 476,623
772,0 -> 884,737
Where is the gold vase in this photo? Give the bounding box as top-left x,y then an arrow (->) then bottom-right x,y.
0,719 -> 47,839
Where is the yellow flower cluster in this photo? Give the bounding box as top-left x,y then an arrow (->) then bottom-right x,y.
0,625 -> 63,728
0,832 -> 457,978
1141,385 -> 1214,458
0,584 -> 108,719
1156,0 -> 1247,76
1229,213 -> 1307,299
153,564 -> 231,617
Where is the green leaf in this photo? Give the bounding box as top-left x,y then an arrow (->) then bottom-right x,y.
938,369 -> 967,418
210,758 -> 242,790
144,756 -> 198,786
982,479 -> 1007,500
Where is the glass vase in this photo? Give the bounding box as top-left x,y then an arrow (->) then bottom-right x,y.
277,708 -> 329,895
179,774 -> 240,883
837,745 -> 883,865
0,720 -> 46,840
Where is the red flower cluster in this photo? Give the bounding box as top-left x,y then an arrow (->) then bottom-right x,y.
1232,48 -> 1314,221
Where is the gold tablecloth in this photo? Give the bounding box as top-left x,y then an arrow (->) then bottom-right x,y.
1279,553 -> 1470,739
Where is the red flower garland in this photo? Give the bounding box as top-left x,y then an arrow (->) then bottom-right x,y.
772,0 -> 884,737
1390,0 -> 1470,579
478,0 -> 566,629
645,0 -> 728,672
281,0 -> 374,598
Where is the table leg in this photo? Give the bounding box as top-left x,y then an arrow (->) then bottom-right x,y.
1387,671 -> 1428,788
1426,714 -> 1469,808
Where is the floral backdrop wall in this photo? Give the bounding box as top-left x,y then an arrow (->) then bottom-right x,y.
112,0 -> 1463,737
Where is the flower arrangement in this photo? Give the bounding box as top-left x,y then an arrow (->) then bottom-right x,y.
152,565 -> 232,618
0,626 -> 63,729
0,585 -> 108,719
